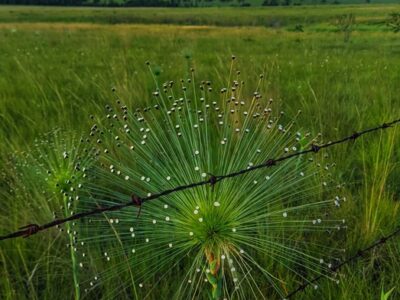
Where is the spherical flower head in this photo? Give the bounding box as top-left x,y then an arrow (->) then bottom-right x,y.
6,130 -> 93,218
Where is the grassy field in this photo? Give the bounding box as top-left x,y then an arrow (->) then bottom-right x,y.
0,4 -> 400,300
0,4 -> 399,27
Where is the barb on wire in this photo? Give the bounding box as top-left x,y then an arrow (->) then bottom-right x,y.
285,226 -> 400,299
0,118 -> 399,242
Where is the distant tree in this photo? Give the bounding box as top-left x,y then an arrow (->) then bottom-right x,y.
169,0 -> 181,6
262,0 -> 279,6
236,0 -> 250,6
125,0 -> 171,6
293,24 -> 303,31
334,13 -> 355,42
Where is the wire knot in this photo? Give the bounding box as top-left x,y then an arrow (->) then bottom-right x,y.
311,144 -> 321,153
207,174 -> 219,192
209,175 -> 218,186
351,132 -> 360,140
131,194 -> 142,207
381,123 -> 391,129
265,159 -> 276,167
19,224 -> 40,238
379,237 -> 387,243
131,194 -> 143,219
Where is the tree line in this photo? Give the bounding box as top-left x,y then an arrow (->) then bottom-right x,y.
0,0 -> 361,6
0,0 -> 226,6
0,0 -> 315,7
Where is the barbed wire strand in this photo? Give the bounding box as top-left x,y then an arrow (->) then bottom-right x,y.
0,117 -> 399,241
285,226 -> 400,299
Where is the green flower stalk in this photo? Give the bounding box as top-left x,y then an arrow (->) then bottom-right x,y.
205,250 -> 222,299
76,62 -> 346,299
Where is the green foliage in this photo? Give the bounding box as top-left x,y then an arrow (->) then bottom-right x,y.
334,13 -> 356,42
387,12 -> 400,33
0,5 -> 400,300
0,0 -> 399,6
263,0 -> 280,6
381,287 -> 395,300
293,23 -> 304,31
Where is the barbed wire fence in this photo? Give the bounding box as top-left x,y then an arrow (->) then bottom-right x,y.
1,117 -> 400,298
285,226 -> 400,299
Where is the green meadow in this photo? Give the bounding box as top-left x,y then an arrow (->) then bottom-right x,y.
0,4 -> 399,300
0,4 -> 399,26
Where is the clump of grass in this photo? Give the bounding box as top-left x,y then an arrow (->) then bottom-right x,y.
334,13 -> 355,42
387,12 -> 400,33
74,59 -> 346,299
2,130 -> 94,300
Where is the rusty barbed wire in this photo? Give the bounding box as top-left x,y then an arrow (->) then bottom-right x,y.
0,117 -> 399,241
285,226 -> 400,299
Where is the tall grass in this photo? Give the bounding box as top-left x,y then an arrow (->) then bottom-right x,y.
0,7 -> 400,299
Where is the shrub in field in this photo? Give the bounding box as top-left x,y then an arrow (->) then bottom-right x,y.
387,12 -> 400,33
334,14 -> 355,43
290,24 -> 304,32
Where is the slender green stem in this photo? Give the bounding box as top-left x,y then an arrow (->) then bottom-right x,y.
64,197 -> 80,300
